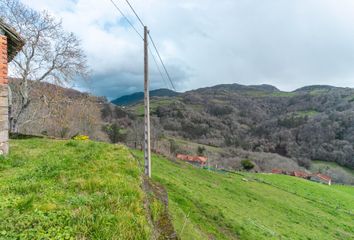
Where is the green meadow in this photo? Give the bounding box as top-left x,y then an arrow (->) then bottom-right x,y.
0,139 -> 353,239
0,139 -> 150,240
133,151 -> 354,240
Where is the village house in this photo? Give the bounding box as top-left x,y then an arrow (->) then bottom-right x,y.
271,168 -> 332,186
271,168 -> 284,174
0,19 -> 25,155
291,171 -> 311,179
310,173 -> 332,186
176,154 -> 208,166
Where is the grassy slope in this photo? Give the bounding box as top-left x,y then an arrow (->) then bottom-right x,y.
167,136 -> 223,154
1,139 -> 353,240
131,98 -> 177,116
132,151 -> 354,240
311,160 -> 354,176
0,139 -> 150,240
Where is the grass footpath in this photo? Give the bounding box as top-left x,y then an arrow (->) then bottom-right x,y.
0,139 -> 151,240
132,151 -> 354,240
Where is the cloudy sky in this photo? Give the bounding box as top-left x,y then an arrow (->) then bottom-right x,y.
21,0 -> 354,99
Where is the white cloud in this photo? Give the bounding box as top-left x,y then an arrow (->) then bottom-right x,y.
20,0 -> 354,98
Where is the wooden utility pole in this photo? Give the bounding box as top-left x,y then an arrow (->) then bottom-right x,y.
144,26 -> 151,177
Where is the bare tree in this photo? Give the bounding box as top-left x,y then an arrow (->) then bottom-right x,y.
129,118 -> 144,150
0,0 -> 89,132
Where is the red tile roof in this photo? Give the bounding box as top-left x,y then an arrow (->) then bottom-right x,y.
293,171 -> 311,178
176,154 -> 207,164
315,173 -> 331,182
272,169 -> 283,174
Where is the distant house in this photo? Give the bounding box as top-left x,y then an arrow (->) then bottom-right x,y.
310,174 -> 332,186
291,171 -> 311,179
271,169 -> 284,174
0,19 -> 25,155
176,154 -> 207,166
271,168 -> 332,186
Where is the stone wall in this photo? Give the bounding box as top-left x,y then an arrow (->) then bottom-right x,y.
0,35 -> 9,155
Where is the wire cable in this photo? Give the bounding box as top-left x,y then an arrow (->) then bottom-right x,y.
148,46 -> 169,89
148,32 -> 176,91
124,0 -> 145,28
108,0 -> 143,40
109,0 -> 177,90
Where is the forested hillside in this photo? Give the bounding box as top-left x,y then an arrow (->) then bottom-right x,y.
120,84 -> 354,184
112,89 -> 179,106
10,79 -> 354,184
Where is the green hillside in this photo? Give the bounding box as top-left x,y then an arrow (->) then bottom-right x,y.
0,139 -> 151,239
0,139 -> 353,239
132,151 -> 354,240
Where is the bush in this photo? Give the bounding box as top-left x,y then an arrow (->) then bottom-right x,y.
297,158 -> 311,169
207,104 -> 233,116
181,121 -> 209,138
197,146 -> 206,156
103,124 -> 127,143
73,135 -> 90,141
241,159 -> 255,170
169,139 -> 179,155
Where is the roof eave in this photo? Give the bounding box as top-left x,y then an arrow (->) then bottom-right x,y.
0,19 -> 25,62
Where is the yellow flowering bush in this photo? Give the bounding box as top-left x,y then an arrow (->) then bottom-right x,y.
73,135 -> 90,141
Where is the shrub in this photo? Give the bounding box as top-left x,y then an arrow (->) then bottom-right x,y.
103,124 -> 127,143
297,158 -> 311,169
197,146 -> 206,156
207,104 -> 233,116
169,139 -> 179,155
241,159 -> 255,170
73,135 -> 90,141
181,121 -> 209,138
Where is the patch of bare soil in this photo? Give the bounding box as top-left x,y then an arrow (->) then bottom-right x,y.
142,176 -> 179,240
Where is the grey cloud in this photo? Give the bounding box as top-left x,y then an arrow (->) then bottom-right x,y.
84,60 -> 190,100
24,0 -> 354,97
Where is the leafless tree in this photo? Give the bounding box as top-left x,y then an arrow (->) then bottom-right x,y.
128,118 -> 144,150
0,0 -> 89,132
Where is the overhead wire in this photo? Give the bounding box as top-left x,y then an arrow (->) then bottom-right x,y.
108,0 -> 143,40
148,33 -> 176,91
124,0 -> 145,28
149,47 -> 170,89
109,0 -> 177,91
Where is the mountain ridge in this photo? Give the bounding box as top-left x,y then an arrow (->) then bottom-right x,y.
111,88 -> 179,106
112,83 -> 352,106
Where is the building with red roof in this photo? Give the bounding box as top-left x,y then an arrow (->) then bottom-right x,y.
176,154 -> 207,166
292,171 -> 311,179
310,173 -> 332,186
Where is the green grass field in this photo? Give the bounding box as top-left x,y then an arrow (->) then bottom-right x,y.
132,151 -> 354,240
311,160 -> 354,175
0,139 -> 151,240
1,139 -> 353,239
131,98 -> 176,116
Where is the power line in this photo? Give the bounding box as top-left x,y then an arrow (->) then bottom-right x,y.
120,0 -> 176,91
148,32 -> 176,91
149,46 -> 169,89
109,0 -> 177,91
109,0 -> 177,178
124,0 -> 145,28
108,0 -> 143,40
